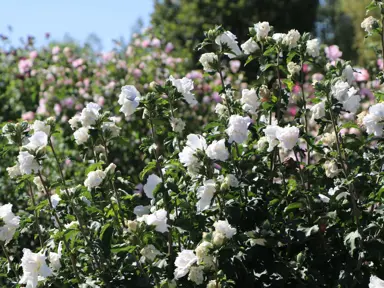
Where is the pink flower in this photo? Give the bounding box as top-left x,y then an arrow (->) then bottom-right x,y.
353,68 -> 369,82
302,64 -> 310,73
230,60 -> 241,73
36,99 -> 47,115
52,46 -> 60,55
151,38 -> 161,48
97,96 -> 105,106
18,59 -> 33,74
133,68 -> 142,78
292,84 -> 301,94
141,39 -> 151,48
165,42 -> 174,53
378,59 -> 383,70
29,50 -> 38,60
72,58 -> 84,68
54,104 -> 62,115
22,111 -> 35,120
288,106 -> 297,116
62,97 -> 74,108
102,51 -> 115,62
312,73 -> 324,82
324,45 -> 342,61
212,92 -> 222,103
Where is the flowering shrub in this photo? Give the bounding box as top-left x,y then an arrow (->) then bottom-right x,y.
3,2 -> 384,287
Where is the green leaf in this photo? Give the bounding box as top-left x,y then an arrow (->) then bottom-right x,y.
86,162 -> 105,174
366,0 -> 377,13
140,161 -> 157,180
100,223 -> 114,258
284,202 -> 302,213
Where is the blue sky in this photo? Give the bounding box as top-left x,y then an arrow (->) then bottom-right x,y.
0,0 -> 154,51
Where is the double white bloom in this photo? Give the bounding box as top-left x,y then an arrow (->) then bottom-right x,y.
118,85 -> 141,117
254,21 -> 270,40
179,134 -> 207,174
196,179 -> 216,212
363,102 -> 384,137
0,204 -> 20,244
169,75 -> 197,107
283,29 -> 301,49
20,248 -> 52,288
199,53 -> 218,72
84,170 -> 106,190
306,38 -> 320,57
226,115 -> 252,144
215,31 -> 242,58
143,174 -> 162,199
241,88 -> 260,114
263,125 -> 300,151
174,250 -> 198,279
331,80 -> 361,113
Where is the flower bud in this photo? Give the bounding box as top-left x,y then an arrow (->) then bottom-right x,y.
212,231 -> 225,246
127,220 -> 138,232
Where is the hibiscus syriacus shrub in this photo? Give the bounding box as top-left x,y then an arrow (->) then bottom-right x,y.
3,4 -> 384,288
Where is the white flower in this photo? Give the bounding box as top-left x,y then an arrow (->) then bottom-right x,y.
18,151 -> 40,175
257,136 -> 269,151
68,114 -> 81,130
215,103 -> 227,117
188,266 -> 204,285
127,220 -> 138,232
104,163 -> 116,175
118,85 -> 141,117
0,204 -> 20,244
343,88 -> 361,113
195,241 -> 214,269
263,125 -> 282,152
321,132 -> 337,146
49,242 -> 62,271
225,174 -> 239,188
199,53 -> 218,72
212,231 -> 225,246
241,38 -> 260,54
196,179 -> 216,212
32,120 -> 50,135
20,248 -> 52,288
272,33 -> 286,43
133,205 -> 150,216
287,62 -> 301,77
179,134 -> 207,174
143,174 -> 162,199
213,219 -> 236,239
169,75 -> 197,106
206,139 -> 229,161
369,275 -> 384,288
323,160 -> 340,178
283,30 -> 301,49
207,280 -> 222,288
84,170 -> 106,190
241,88 -> 260,114
23,131 -> 48,150
310,101 -> 326,120
363,103 -> 384,136
33,176 -> 44,191
361,16 -> 378,33
7,164 -> 21,179
215,31 -> 242,58
74,127 -> 89,145
331,80 -> 350,102
319,194 -> 330,203
254,21 -> 270,40
146,209 -> 168,233
101,122 -> 120,138
342,65 -> 355,84
51,194 -> 61,209
306,38 -> 320,57
80,102 -> 100,127
170,117 -> 186,133
174,250 -> 198,279
276,126 -> 300,150
140,244 -> 161,262
226,115 -> 252,144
